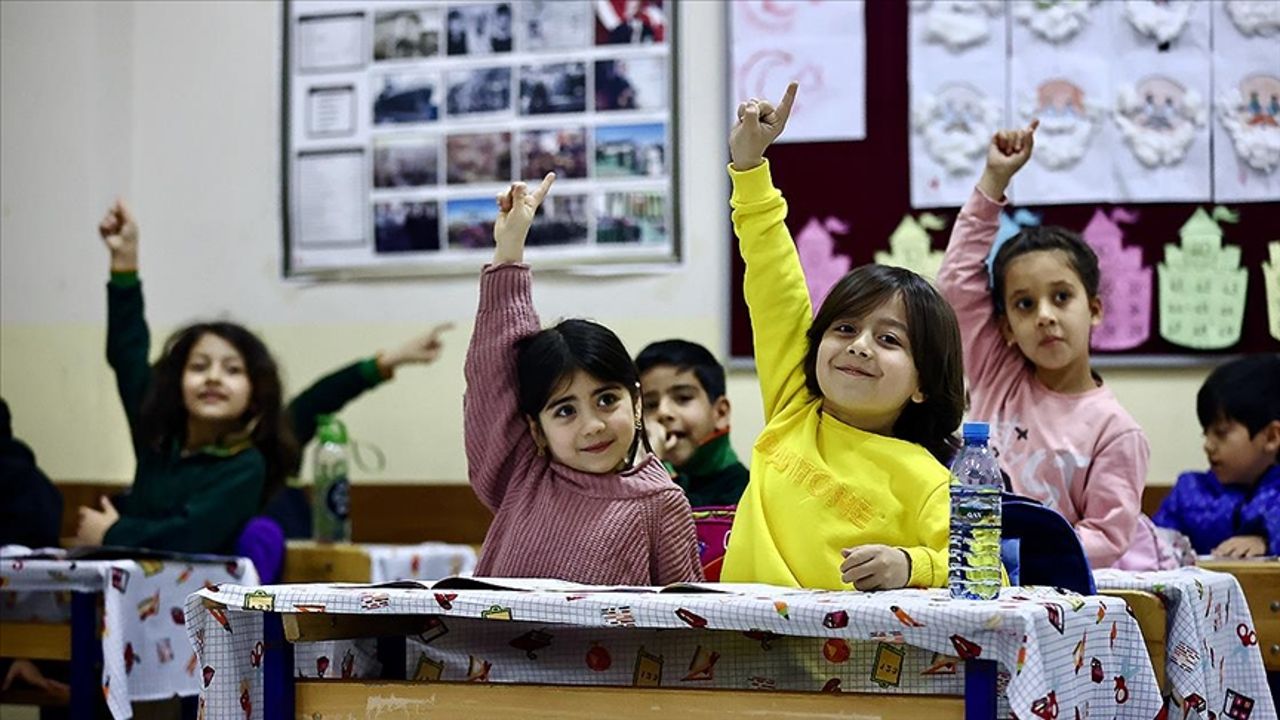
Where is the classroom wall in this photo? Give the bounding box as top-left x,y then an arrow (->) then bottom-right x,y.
0,0 -> 1210,490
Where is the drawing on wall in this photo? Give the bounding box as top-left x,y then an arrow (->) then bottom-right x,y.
1223,0 -> 1280,37
1122,0 -> 1193,46
1114,75 -> 1207,168
1020,78 -> 1102,170
911,82 -> 1002,175
1011,0 -> 1099,44
1216,73 -> 1280,173
910,0 -> 1004,52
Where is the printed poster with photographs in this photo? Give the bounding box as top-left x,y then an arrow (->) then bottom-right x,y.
285,0 -> 677,278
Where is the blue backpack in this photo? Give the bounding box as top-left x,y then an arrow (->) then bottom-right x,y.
1000,492 -> 1096,595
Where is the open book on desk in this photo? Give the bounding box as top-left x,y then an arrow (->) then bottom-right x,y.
365,576 -> 796,596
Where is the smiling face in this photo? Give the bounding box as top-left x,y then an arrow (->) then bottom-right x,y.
814,293 -> 924,435
181,332 -> 253,434
530,369 -> 639,474
999,249 -> 1102,389
640,366 -> 730,468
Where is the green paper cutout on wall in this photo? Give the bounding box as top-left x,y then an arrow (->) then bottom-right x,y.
1157,207 -> 1248,350
876,213 -> 946,282
1266,241 -> 1280,343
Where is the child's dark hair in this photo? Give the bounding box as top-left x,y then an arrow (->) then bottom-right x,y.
635,340 -> 727,401
991,226 -> 1100,315
1197,354 -> 1280,459
138,323 -> 300,504
516,319 -> 652,462
804,265 -> 965,465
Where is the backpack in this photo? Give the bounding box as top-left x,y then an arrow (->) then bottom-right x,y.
1001,493 -> 1096,595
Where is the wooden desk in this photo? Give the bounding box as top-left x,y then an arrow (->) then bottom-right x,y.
282,541 -> 373,583
1199,559 -> 1280,672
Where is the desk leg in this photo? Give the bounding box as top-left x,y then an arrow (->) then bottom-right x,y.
263,613 -> 294,719
69,591 -> 100,720
377,636 -> 406,680
964,659 -> 997,720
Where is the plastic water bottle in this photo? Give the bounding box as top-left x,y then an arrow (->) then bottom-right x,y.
949,421 -> 1003,600
312,415 -> 351,543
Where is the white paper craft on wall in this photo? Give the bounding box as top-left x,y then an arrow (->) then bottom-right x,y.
908,2 -> 1006,208
284,0 -> 679,279
909,0 -> 1004,53
1223,0 -> 1280,37
730,0 -> 866,143
1110,51 -> 1211,202
1121,0 -> 1194,47
1008,37 -> 1114,205
1212,0 -> 1280,204
1010,0 -> 1100,44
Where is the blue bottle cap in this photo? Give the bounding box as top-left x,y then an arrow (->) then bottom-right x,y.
962,422 -> 989,441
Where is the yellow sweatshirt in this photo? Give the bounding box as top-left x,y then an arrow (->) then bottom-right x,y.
720,161 -> 951,590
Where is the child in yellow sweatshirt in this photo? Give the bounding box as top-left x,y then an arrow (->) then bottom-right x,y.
723,83 -> 966,590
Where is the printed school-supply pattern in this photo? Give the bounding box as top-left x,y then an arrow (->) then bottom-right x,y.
186,579 -> 1163,720
1095,566 -> 1277,720
0,546 -> 258,720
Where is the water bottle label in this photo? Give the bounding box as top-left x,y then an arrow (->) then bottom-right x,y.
326,478 -> 350,520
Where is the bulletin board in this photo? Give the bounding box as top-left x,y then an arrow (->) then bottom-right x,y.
282,0 -> 680,279
728,0 -> 1279,365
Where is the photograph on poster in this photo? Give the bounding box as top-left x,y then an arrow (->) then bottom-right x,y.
373,136 -> 439,188
519,61 -> 587,115
447,3 -> 514,56
446,197 -> 500,249
373,72 -> 440,125
374,200 -> 441,253
528,194 -> 590,246
446,66 -> 513,116
595,0 -> 666,45
595,58 -> 668,111
447,131 -> 512,184
595,123 -> 666,177
373,8 -> 441,61
597,191 -> 666,244
520,127 -> 588,180
521,0 -> 592,51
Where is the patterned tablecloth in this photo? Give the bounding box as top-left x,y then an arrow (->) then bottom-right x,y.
1095,566 -> 1277,720
0,546 -> 257,720
289,542 -> 477,679
186,580 -> 1163,720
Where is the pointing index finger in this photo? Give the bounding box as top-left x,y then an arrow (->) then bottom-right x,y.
775,81 -> 799,124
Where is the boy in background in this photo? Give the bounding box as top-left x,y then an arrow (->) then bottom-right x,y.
1154,354 -> 1280,558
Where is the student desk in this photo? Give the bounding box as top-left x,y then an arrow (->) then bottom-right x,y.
1095,566 -> 1277,719
185,582 -> 1163,720
1198,559 -> 1280,673
0,547 -> 255,720
282,541 -> 477,584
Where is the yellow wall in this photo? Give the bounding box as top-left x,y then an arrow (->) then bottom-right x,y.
1,1 -> 1214,489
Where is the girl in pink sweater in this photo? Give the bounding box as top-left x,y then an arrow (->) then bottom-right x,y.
937,123 -> 1157,570
464,173 -> 702,585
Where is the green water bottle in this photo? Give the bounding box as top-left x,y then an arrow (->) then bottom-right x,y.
312,415 -> 351,543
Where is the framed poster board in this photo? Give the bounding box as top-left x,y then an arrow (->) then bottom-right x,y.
283,0 -> 680,279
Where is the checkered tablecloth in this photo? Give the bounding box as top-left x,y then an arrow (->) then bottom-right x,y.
1095,566 -> 1276,720
187,581 -> 1162,719
0,546 -> 257,720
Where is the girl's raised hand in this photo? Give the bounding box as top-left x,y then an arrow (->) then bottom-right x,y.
979,120 -> 1038,198
98,199 -> 139,272
730,82 -> 798,171
493,173 -> 556,265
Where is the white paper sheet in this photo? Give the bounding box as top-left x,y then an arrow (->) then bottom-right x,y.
297,11 -> 365,73
296,150 -> 366,249
1211,0 -> 1280,203
306,84 -> 356,137
730,0 -> 866,143
909,5 -> 1006,208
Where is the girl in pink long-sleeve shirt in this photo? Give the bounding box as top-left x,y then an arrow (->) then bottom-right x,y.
937,122 -> 1158,570
463,174 -> 702,585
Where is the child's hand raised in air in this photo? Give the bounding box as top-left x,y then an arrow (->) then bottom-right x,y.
98,199 -> 139,272
840,544 -> 911,591
376,322 -> 455,378
978,120 -> 1038,200
493,173 -> 556,265
729,81 -> 798,171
